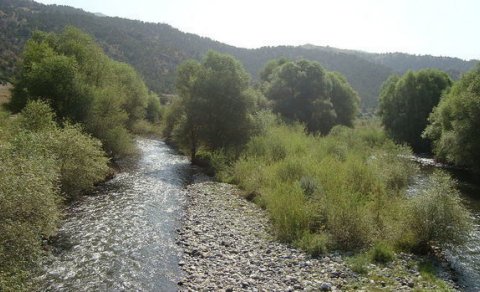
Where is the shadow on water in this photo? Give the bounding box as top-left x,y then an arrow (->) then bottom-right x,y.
35,139 -> 195,291
411,160 -> 480,292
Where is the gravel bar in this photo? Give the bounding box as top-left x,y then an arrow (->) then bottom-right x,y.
177,180 -> 458,291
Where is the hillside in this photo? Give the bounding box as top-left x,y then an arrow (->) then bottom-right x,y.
0,0 -> 477,109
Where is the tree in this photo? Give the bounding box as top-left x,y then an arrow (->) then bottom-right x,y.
9,27 -> 150,159
379,69 -> 452,152
423,65 -> 480,174
145,93 -> 162,124
262,59 -> 359,134
328,72 -> 360,127
175,51 -> 255,159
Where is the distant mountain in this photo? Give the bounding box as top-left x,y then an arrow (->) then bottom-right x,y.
0,0 -> 477,110
93,12 -> 107,17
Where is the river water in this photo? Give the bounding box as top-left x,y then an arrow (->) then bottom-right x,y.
35,139 -> 192,291
411,159 -> 480,291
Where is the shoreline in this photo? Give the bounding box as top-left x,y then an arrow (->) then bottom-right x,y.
177,179 -> 460,291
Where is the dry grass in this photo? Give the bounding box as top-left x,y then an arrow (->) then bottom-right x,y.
0,83 -> 12,105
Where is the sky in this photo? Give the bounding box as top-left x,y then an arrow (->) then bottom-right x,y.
35,0 -> 480,60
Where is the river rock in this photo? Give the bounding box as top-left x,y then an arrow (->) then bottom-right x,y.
177,180 -> 460,291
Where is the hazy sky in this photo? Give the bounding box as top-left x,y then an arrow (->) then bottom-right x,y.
35,0 -> 479,60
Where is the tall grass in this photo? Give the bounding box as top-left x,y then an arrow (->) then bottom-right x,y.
221,122 -> 471,254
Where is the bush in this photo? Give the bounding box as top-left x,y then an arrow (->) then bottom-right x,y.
218,121 -> 471,256
348,253 -> 370,275
407,171 -> 472,251
294,232 -> 330,257
15,102 -> 111,199
370,242 -> 395,263
0,100 -> 111,289
17,100 -> 56,132
47,124 -> 110,199
0,147 -> 60,290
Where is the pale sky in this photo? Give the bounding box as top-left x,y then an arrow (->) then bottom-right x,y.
35,0 -> 480,60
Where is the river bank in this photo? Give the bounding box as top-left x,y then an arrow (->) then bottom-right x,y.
177,180 -> 460,291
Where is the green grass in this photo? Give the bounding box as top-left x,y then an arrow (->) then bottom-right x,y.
214,122 -> 472,256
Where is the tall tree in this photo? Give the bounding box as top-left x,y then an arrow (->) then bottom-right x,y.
328,71 -> 360,127
423,65 -> 480,174
175,51 -> 255,159
379,69 -> 452,152
8,26 -> 150,158
262,59 -> 359,134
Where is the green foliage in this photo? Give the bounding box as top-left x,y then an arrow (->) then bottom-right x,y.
0,136 -> 60,291
294,232 -> 330,257
348,253 -> 370,275
174,51 -> 256,159
47,124 -> 110,199
379,69 -> 452,152
9,27 -> 149,159
406,171 -> 472,251
0,101 -> 110,288
262,59 -> 359,134
226,122 -> 471,255
328,71 -> 360,127
0,0 -> 476,110
423,65 -> 480,174
370,242 -> 395,264
145,93 -> 163,124
17,99 -> 56,131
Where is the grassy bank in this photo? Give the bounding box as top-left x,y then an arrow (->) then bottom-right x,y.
202,120 -> 472,260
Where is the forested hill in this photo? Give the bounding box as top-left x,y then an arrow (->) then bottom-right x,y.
1,0 -> 477,109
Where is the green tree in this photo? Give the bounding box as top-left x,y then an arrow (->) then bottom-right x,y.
379,69 -> 452,152
423,65 -> 480,174
9,27 -> 150,159
145,93 -> 163,124
262,59 -> 359,134
328,72 -> 360,127
175,51 -> 255,159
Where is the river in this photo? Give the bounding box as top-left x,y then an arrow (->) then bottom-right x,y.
412,159 -> 480,291
33,140 -> 480,291
35,139 -> 192,291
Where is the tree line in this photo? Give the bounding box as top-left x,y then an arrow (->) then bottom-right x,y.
0,27 -> 162,290
379,65 -> 480,174
162,49 -> 473,269
1,0 -> 477,110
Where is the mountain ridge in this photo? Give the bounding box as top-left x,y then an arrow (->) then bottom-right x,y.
0,0 -> 477,109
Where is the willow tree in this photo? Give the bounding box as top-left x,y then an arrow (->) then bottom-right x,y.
262,59 -> 359,134
175,51 -> 255,160
379,69 -> 452,153
9,26 -> 150,158
423,65 -> 480,174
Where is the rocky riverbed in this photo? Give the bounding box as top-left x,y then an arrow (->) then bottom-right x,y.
177,179 -> 459,291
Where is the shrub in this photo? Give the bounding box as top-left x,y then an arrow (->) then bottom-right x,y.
294,232 -> 330,257
407,171 -> 472,250
370,242 -> 395,263
265,183 -> 311,242
0,147 -> 60,290
212,121 -> 471,257
17,100 -> 56,132
15,102 -> 111,199
47,124 -> 110,199
348,253 -> 370,275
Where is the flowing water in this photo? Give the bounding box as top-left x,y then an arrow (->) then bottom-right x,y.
411,159 -> 480,291
35,139 -> 192,291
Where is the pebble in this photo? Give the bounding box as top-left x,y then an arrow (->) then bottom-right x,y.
177,180 -> 459,291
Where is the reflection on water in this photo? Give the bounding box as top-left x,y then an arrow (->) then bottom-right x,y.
409,160 -> 480,292
35,139 -> 191,291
